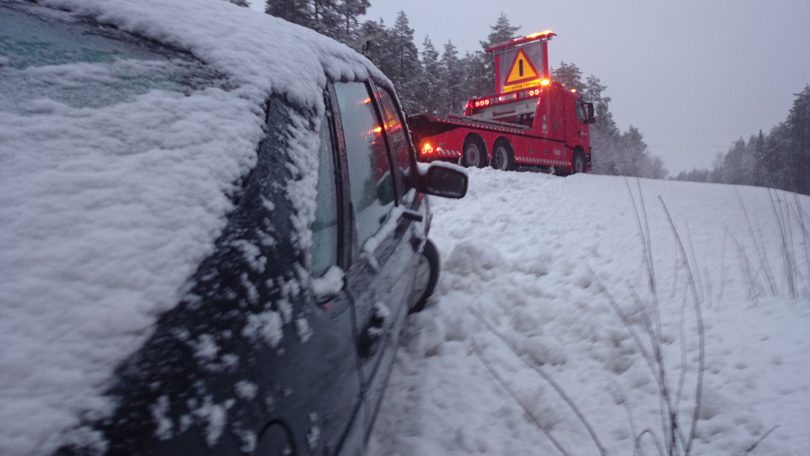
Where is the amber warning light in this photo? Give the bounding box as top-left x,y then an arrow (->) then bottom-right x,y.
524,29 -> 555,40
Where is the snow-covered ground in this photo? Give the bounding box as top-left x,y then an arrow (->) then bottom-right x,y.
370,170 -> 810,455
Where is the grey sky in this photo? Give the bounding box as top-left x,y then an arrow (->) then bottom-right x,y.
252,1 -> 810,174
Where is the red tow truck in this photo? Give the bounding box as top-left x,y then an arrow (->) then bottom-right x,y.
409,30 -> 595,174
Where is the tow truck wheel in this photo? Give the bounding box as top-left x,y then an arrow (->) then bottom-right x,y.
409,239 -> 440,314
572,150 -> 585,174
491,143 -> 514,171
462,138 -> 484,168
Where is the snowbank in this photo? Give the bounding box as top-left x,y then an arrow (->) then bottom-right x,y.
0,0 -> 387,454
370,170 -> 810,455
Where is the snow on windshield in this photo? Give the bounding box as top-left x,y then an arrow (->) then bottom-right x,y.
0,0 -> 387,454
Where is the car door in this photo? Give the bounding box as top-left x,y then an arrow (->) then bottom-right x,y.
266,98 -> 365,455
330,80 -> 419,438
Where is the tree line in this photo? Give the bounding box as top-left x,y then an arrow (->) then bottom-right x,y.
673,86 -> 810,195
229,0 -> 667,178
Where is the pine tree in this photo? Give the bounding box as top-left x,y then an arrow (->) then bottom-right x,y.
674,168 -> 711,182
786,86 -> 810,194
721,138 -> 755,185
477,13 -> 521,94
311,0 -> 341,39
386,11 -> 422,113
676,85 -> 810,195
552,61 -> 585,92
752,130 -> 768,186
480,13 -> 521,50
415,37 -> 445,114
356,19 -> 390,65
440,41 -> 465,115
462,51 -> 489,102
265,0 -> 341,39
265,0 -> 311,28
764,123 -> 790,189
336,0 -> 370,44
584,75 -> 617,135
583,74 -> 623,176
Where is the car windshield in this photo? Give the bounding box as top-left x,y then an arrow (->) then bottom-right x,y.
0,2 -> 228,109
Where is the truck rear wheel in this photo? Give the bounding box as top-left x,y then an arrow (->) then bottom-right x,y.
462,138 -> 485,168
572,150 -> 585,174
491,143 -> 514,171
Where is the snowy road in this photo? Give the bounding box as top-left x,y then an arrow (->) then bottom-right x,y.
370,170 -> 810,455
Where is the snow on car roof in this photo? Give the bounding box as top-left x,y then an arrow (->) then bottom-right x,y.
0,1 -> 387,454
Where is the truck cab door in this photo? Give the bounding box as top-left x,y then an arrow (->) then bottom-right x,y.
546,86 -> 565,141
563,91 -> 579,146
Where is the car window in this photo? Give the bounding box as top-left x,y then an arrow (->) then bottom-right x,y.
310,111 -> 339,277
0,3 -> 227,109
333,81 -> 396,249
375,86 -> 416,204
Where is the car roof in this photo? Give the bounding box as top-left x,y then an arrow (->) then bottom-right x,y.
0,1 -> 390,454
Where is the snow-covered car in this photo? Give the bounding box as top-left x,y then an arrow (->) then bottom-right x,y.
0,1 -> 467,455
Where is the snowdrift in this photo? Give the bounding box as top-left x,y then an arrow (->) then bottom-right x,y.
371,170 -> 810,455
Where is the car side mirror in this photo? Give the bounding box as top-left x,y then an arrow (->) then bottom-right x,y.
585,102 -> 596,124
421,162 -> 468,199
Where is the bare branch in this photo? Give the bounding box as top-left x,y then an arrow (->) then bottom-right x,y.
658,197 -> 705,456
736,189 -> 777,295
471,338 -> 572,456
470,309 -> 609,456
591,268 -> 685,454
634,429 -> 666,456
745,425 -> 780,454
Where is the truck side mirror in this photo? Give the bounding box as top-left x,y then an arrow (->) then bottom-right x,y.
421,162 -> 468,199
585,102 -> 596,124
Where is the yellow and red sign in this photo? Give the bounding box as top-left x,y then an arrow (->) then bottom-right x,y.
505,49 -> 539,84
502,49 -> 542,93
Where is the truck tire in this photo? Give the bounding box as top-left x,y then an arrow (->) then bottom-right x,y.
572,150 -> 585,174
461,137 -> 485,168
409,239 -> 439,314
491,142 -> 514,171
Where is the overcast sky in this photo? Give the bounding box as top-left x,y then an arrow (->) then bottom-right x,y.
253,1 -> 810,174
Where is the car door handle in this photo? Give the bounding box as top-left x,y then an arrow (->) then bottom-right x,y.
399,209 -> 423,223
395,208 -> 422,239
359,306 -> 387,358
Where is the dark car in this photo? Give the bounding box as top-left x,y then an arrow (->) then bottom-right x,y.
0,1 -> 466,455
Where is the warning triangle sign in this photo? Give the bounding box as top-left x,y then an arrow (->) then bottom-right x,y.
505,49 -> 539,84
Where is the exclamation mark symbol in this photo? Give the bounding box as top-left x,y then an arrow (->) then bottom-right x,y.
519,60 -> 524,77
